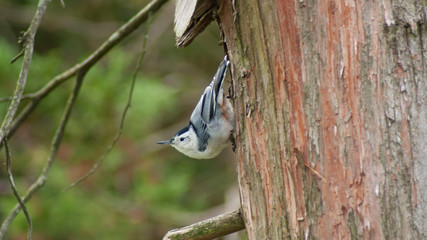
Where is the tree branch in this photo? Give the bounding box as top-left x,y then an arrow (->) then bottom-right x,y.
3,139 -> 33,240
1,0 -> 169,144
162,208 -> 245,240
0,70 -> 85,240
0,0 -> 49,145
0,1 -> 170,237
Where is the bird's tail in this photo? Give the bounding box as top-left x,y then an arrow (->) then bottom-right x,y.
212,56 -> 230,96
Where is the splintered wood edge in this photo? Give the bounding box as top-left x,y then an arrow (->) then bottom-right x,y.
174,0 -> 216,47
174,0 -> 197,37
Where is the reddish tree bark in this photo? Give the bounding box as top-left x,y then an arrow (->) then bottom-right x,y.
218,0 -> 426,239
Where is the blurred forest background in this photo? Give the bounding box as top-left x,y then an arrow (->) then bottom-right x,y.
0,0 -> 241,239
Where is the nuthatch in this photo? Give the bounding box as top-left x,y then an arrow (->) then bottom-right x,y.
158,56 -> 234,159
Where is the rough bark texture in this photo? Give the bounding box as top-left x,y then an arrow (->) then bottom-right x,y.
218,0 -> 426,239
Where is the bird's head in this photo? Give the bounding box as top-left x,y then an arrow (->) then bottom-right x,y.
157,125 -> 199,156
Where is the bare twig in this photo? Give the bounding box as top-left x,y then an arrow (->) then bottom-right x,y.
2,0 -> 169,144
64,14 -> 152,191
4,139 -> 33,240
0,0 -> 169,238
0,71 -> 85,240
0,0 -> 50,146
0,1 -> 49,237
0,94 -> 35,103
162,208 -> 245,240
10,49 -> 24,64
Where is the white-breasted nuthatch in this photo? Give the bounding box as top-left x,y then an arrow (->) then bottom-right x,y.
157,56 -> 234,159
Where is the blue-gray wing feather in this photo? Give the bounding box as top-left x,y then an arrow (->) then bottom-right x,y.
189,120 -> 209,151
191,56 -> 230,123
190,56 -> 230,152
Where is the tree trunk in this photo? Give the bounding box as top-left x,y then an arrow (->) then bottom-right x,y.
218,0 -> 427,239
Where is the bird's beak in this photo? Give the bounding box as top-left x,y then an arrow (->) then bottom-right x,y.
157,140 -> 172,145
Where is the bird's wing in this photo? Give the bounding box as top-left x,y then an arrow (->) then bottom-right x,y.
191,56 -> 230,124
189,120 -> 209,151
189,56 -> 230,152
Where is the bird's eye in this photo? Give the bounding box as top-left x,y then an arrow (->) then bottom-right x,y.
180,137 -> 185,142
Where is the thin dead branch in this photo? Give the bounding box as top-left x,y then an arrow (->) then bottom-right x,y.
0,70 -> 85,240
1,0 -> 169,144
0,1 -> 169,238
4,138 -> 33,240
0,0 -> 50,146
